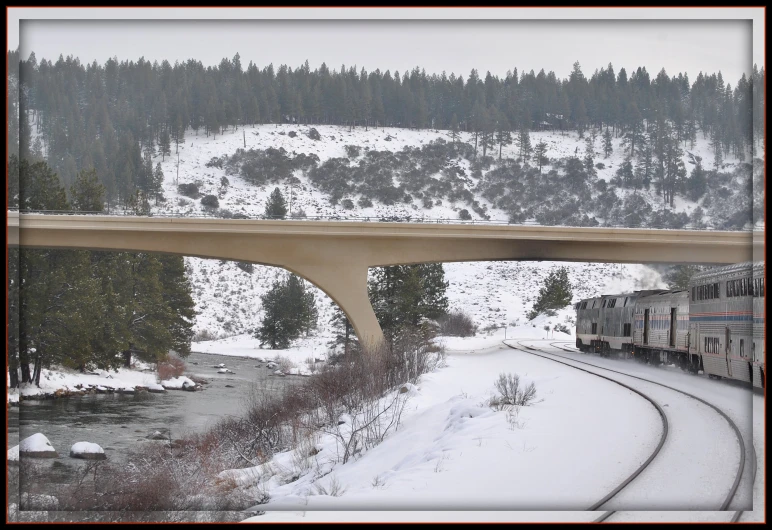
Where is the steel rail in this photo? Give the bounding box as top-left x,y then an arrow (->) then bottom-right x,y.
530,341 -> 748,521
500,340 -> 669,515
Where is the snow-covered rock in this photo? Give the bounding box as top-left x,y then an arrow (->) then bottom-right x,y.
147,383 -> 166,393
147,431 -> 168,441
69,442 -> 106,460
19,433 -> 57,458
160,376 -> 196,389
7,444 -> 19,463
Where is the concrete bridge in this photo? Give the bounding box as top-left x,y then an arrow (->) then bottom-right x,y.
7,211 -> 763,346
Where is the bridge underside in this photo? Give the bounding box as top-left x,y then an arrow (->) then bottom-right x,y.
8,214 -> 761,347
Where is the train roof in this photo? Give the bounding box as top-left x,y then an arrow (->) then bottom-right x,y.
690,261 -> 764,284
576,289 -> 669,303
636,289 -> 689,303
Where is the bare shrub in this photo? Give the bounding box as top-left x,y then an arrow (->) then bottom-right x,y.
193,328 -> 218,342
313,475 -> 346,497
492,372 -> 538,408
438,310 -> 477,337
157,355 -> 187,381
274,355 -> 296,373
291,208 -> 307,219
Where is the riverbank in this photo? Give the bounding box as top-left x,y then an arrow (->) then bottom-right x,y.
7,361 -> 199,404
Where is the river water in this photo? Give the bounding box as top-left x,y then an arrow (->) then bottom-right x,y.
7,351 -> 303,498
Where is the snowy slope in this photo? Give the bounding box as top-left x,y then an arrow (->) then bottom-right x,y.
159,124 -> 679,342
27,117 -> 752,342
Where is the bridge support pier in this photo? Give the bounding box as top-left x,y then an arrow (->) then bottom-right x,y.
290,261 -> 385,350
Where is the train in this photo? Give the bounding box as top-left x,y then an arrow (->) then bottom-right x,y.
575,261 -> 765,388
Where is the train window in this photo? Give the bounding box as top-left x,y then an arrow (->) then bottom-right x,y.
740,339 -> 745,357
761,278 -> 764,297
602,299 -> 607,308
591,323 -> 597,334
691,287 -> 695,301
623,323 -> 631,337
715,282 -> 720,298
624,297 -> 629,307
727,281 -> 733,297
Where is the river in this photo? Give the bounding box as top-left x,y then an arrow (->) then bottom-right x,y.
7,351 -> 304,501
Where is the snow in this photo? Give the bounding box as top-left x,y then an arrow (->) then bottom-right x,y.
19,433 -> 56,454
193,333 -> 327,371
8,445 -> 19,462
224,326 -> 763,522
225,339 -> 660,513
70,442 -> 104,455
10,365 -> 160,402
160,376 -> 196,389
147,382 -> 166,392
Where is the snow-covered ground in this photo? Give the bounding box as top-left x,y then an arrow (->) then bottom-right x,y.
235,333 -> 763,523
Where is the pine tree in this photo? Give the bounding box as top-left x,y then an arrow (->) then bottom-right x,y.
368,263 -> 448,346
517,127 -> 532,163
527,267 -> 573,320
328,302 -> 359,357
710,128 -> 723,171
160,128 -> 171,162
495,116 -> 513,160
152,163 -> 165,204
255,273 -> 317,349
533,141 -> 548,174
686,161 -> 707,201
448,113 -> 461,144
603,127 -> 613,158
264,187 -> 288,219
157,254 -> 196,357
70,168 -> 105,212
583,135 -> 595,175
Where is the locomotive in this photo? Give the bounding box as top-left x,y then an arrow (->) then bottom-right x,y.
575,261 -> 765,388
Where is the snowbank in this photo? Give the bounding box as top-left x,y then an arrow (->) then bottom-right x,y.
8,445 -> 19,462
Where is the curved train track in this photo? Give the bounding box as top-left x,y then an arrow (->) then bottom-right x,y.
548,340 -> 758,523
501,340 -> 748,522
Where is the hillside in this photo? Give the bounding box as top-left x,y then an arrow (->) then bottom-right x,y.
137,124 -> 707,343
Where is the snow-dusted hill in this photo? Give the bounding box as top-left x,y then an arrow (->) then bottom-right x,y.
141,124 -> 748,343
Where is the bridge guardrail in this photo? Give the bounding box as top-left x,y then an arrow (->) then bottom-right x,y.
6,208 -> 762,232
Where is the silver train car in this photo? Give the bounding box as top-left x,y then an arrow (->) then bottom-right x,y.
632,290 -> 694,371
575,290 -> 665,358
688,261 -> 765,388
574,261 -> 765,389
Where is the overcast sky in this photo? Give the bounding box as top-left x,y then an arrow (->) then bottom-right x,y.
9,9 -> 763,85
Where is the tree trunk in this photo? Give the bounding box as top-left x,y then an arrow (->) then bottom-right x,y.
21,363 -> 31,384
33,357 -> 43,387
123,348 -> 132,368
9,368 -> 19,388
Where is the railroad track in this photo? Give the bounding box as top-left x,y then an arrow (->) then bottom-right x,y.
548,340 -> 758,523
504,340 -> 748,523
